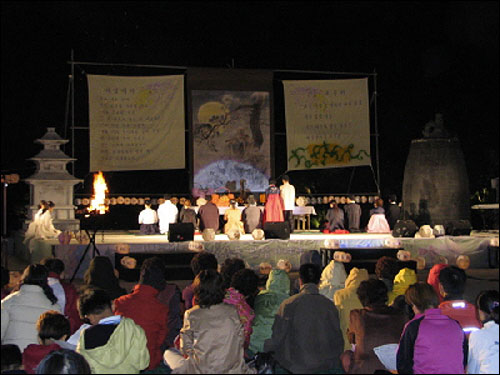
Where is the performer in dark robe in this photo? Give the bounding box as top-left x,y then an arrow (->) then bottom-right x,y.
325,201 -> 345,231
242,195 -> 263,233
198,195 -> 220,232
344,195 -> 362,232
385,194 -> 401,230
179,199 -> 198,230
263,179 -> 284,224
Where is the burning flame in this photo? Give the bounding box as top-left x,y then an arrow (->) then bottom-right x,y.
88,171 -> 109,214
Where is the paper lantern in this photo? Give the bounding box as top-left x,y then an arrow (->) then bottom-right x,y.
202,228 -> 216,241
117,196 -> 125,204
120,256 -> 137,269
323,239 -> 340,249
252,229 -> 265,240
115,243 -> 130,254
227,230 -> 241,241
123,197 -> 131,205
130,197 -> 138,205
397,250 -> 412,262
110,197 -> 117,205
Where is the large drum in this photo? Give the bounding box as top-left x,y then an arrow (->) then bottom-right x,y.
402,138 -> 470,226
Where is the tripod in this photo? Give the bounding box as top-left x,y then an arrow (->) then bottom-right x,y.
70,228 -> 101,283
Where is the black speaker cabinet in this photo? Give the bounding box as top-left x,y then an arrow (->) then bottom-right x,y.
264,222 -> 290,240
168,223 -> 195,242
445,220 -> 472,236
392,220 -> 418,237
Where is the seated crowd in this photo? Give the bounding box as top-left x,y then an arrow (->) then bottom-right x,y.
1,252 -> 498,374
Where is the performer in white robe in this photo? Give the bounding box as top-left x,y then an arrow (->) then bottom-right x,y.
23,201 -> 61,252
157,197 -> 179,234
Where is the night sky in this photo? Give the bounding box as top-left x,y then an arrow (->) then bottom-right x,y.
1,1 -> 498,212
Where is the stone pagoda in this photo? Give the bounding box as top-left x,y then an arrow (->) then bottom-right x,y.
24,127 -> 82,231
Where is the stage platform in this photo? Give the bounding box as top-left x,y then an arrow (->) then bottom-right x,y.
19,230 -> 498,280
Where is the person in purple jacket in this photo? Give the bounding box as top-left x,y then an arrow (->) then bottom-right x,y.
397,282 -> 467,374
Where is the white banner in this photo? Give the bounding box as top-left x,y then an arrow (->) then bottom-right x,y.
284,78 -> 371,170
88,75 -> 185,171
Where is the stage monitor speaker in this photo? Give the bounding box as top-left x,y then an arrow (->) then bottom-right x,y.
168,223 -> 195,242
392,220 -> 418,237
445,220 -> 472,236
264,222 -> 290,240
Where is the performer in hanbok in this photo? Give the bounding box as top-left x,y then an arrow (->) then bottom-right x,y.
263,179 -> 284,224
224,200 -> 245,236
157,196 -> 179,234
325,201 -> 345,231
138,200 -> 159,235
24,201 -> 61,252
367,198 -> 391,233
24,200 -> 47,242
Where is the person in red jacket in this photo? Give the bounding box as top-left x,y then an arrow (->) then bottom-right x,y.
22,310 -> 72,374
40,257 -> 83,334
113,257 -> 169,371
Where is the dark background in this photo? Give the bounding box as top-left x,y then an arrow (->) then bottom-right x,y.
1,1 -> 498,231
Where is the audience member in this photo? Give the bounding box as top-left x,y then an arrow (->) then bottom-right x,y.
182,251 -> 218,310
113,257 -> 169,370
156,281 -> 184,350
1,344 -> 25,374
264,263 -> 344,373
326,201 -> 345,232
249,269 -> 290,354
82,256 -> 126,301
1,265 -> 10,300
163,269 -> 255,373
375,256 -> 400,301
344,195 -> 362,232
467,290 -> 499,374
1,264 -> 61,351
197,195 -> 220,232
138,200 -> 159,235
397,282 -> 467,374
220,258 -> 246,290
157,195 -> 179,234
39,258 -> 82,334
291,250 -> 322,295
342,279 -> 407,374
22,311 -> 71,374
385,194 -> 401,230
242,195 -> 263,233
223,200 -> 245,236
388,267 -> 417,305
318,259 -> 347,301
76,287 -> 149,373
426,263 -> 449,303
438,265 -> 482,334
35,349 -> 91,374
334,267 -> 370,351
224,269 -> 258,350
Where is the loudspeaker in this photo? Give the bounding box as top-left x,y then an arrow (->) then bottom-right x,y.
264,222 -> 290,240
392,220 -> 418,237
168,223 -> 195,242
445,220 -> 472,236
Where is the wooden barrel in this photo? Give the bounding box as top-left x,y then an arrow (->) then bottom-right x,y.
402,138 -> 470,226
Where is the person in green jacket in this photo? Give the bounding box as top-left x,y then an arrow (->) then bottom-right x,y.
76,287 -> 150,374
249,269 -> 290,354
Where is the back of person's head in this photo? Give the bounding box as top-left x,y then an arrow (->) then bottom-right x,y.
299,250 -> 322,268
144,199 -> 151,207
184,199 -> 191,207
357,278 -> 388,307
21,264 -> 58,305
78,287 -> 112,318
247,195 -> 256,205
83,256 -> 119,289
36,349 -> 91,374
1,344 -> 22,372
269,179 -> 276,185
40,258 -> 65,276
405,282 -> 439,312
231,268 -> 259,299
36,310 -> 71,343
193,269 -> 225,308
299,263 -> 321,285
388,194 -> 397,203
392,294 -> 415,320
163,194 -> 171,201
48,201 -> 55,209
205,194 -> 212,202
476,290 -> 499,324
375,256 -> 400,281
348,195 -> 356,201
190,251 -> 218,277
282,175 -> 289,182
438,265 -> 467,299
139,257 -> 166,291
1,265 -> 9,289
220,258 -> 246,289
375,198 -> 384,208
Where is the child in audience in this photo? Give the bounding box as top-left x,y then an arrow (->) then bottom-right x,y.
163,269 -> 254,373
438,265 -> 482,334
397,282 -> 467,374
76,287 -> 150,373
22,311 -> 72,374
467,290 -> 499,374
35,349 -> 91,374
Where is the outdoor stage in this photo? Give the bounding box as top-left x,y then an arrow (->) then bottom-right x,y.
22,230 -> 498,280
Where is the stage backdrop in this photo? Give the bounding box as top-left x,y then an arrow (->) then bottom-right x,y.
87,74 -> 185,172
188,68 -> 272,195
283,78 -> 371,171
